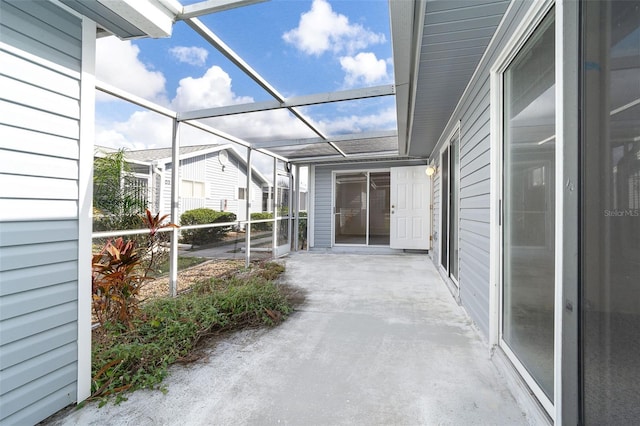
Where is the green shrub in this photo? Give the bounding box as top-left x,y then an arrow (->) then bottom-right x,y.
298,212 -> 308,249
91,262 -> 294,404
93,214 -> 145,232
180,208 -> 236,245
250,212 -> 273,231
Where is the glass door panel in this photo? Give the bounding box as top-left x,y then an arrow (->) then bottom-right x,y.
502,10 -> 556,402
369,172 -> 390,246
441,147 -> 449,269
334,173 -> 367,245
582,1 -> 640,423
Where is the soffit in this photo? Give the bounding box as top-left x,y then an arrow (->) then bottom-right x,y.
406,0 -> 510,157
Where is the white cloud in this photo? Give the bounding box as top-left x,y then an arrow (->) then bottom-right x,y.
316,106 -> 397,135
97,65 -> 314,153
170,66 -> 313,142
171,66 -> 253,112
96,111 -> 173,150
169,46 -> 208,66
283,0 -> 385,56
340,52 -> 388,87
96,37 -> 167,104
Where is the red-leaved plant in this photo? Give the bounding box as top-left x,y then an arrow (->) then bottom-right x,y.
92,210 -> 177,327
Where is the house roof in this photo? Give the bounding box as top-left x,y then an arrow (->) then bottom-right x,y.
125,144 -> 224,162
124,144 -> 271,185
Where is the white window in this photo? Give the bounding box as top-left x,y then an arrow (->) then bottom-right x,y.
181,179 -> 205,198
238,187 -> 247,200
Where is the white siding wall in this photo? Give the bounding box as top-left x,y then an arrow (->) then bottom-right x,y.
180,155 -> 207,212
428,1 -> 532,337
203,153 -> 240,220
161,152 -> 266,224
0,1 -> 83,423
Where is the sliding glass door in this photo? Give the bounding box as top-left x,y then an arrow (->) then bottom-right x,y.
581,1 -> 640,423
440,131 -> 460,283
501,8 -> 556,410
334,171 -> 390,246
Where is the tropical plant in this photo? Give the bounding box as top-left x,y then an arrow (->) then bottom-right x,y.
141,210 -> 179,277
93,149 -> 148,230
91,237 -> 148,327
92,210 -> 177,327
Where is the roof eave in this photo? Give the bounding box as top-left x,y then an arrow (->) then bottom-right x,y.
389,0 -> 425,157
61,0 -> 178,39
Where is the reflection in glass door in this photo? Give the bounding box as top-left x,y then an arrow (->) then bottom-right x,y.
335,173 -> 367,245
582,1 -> 640,423
502,9 -> 556,408
441,148 -> 449,270
334,172 -> 390,246
275,171 -> 291,256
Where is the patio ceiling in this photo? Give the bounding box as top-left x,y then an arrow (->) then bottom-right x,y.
393,0 -> 511,158
66,0 -> 510,164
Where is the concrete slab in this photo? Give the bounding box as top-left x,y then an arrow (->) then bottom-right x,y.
48,253 -> 527,425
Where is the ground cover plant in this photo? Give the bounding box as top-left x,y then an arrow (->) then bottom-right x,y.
90,260 -> 296,406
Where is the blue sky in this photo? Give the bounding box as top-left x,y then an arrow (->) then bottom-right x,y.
95,0 -> 395,151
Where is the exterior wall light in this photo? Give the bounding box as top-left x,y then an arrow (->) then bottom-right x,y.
425,164 -> 437,176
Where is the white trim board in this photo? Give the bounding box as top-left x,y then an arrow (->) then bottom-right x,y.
76,16 -> 96,403
488,0 -> 557,420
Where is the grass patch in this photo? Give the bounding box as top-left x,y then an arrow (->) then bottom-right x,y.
91,261 -> 299,405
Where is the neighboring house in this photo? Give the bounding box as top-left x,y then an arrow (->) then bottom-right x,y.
1,0 -> 638,425
97,144 -> 272,223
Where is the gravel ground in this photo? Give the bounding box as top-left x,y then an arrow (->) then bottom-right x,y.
139,259 -> 245,300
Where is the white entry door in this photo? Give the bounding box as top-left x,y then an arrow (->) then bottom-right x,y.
390,165 -> 430,249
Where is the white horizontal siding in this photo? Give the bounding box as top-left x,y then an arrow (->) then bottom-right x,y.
0,342 -> 76,394
0,241 -> 78,271
0,124 -> 79,159
0,74 -> 79,118
0,322 -> 77,369
313,168 -> 332,248
0,1 -> 83,423
0,174 -> 79,200
428,0 -> 532,338
0,50 -> 80,98
207,153 -> 236,214
0,150 -> 79,180
0,300 -> 77,346
0,100 -> 79,139
250,179 -> 263,214
0,0 -> 81,70
0,365 -> 76,423
0,261 -> 78,296
3,382 -> 76,426
0,199 -> 78,221
1,280 -> 77,320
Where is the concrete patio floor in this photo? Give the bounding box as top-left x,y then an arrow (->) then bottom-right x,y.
48,253 -> 527,425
